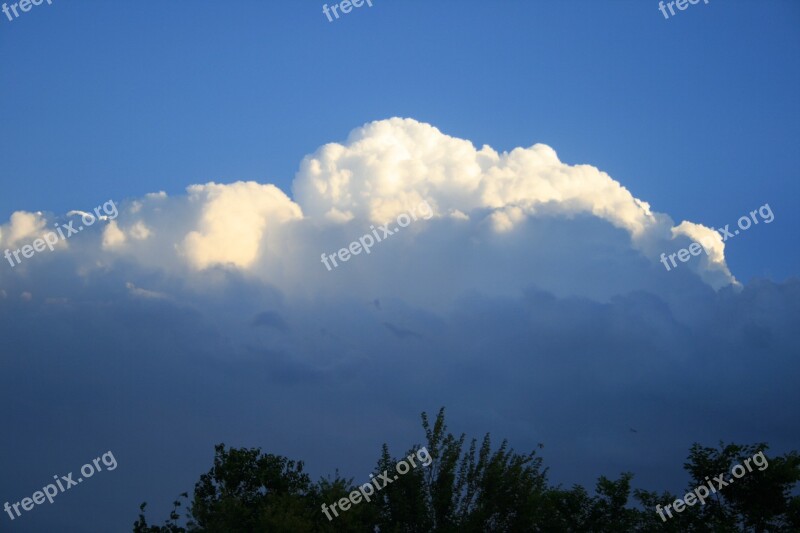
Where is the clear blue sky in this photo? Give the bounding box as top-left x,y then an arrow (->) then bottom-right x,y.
2,1 -> 797,282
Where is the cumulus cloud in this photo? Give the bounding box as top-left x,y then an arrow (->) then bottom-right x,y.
129,221 -> 151,241
672,220 -> 734,283
0,210 -> 47,248
0,118 -> 796,532
295,118 -> 663,240
181,181 -> 303,270
0,117 -> 737,293
102,220 -> 127,249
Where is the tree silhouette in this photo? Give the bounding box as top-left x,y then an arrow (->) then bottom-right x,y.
134,408 -> 800,532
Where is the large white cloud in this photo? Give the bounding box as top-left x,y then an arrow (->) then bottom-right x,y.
0,117 -> 737,294
296,118 -> 662,240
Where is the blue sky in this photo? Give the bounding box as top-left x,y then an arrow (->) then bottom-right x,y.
1,1 -> 799,531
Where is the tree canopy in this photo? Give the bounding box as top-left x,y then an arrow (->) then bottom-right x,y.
134,408 -> 800,532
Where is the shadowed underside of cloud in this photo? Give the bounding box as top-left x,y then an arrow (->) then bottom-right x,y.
0,118 -> 796,531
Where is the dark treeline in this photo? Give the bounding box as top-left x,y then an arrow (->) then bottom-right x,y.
133,408 -> 800,532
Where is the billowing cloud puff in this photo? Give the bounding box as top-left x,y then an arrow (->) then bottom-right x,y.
0,210 -> 48,248
672,220 -> 733,282
295,118 -> 662,240
292,118 -> 730,287
0,118 -> 737,294
102,220 -> 127,249
129,221 -> 151,240
180,181 -> 303,270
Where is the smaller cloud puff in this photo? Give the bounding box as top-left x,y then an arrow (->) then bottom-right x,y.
0,211 -> 47,249
181,181 -> 303,270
